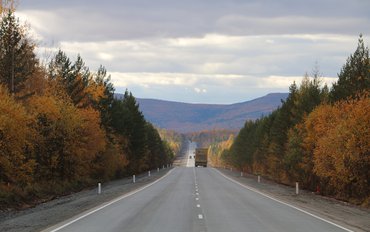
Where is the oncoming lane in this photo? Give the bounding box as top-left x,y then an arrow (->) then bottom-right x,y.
43,166 -> 353,232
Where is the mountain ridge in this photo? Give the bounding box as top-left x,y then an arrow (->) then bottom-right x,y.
115,93 -> 288,133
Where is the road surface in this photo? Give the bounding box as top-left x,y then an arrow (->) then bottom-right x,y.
43,167 -> 352,232
186,141 -> 196,167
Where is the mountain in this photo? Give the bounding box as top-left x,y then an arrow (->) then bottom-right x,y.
115,93 -> 288,133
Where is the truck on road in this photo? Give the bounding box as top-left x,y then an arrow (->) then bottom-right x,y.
195,148 -> 208,167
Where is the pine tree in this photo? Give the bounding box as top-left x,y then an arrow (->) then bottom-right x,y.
110,90 -> 149,173
0,11 -> 37,94
330,34 -> 370,102
94,65 -> 115,128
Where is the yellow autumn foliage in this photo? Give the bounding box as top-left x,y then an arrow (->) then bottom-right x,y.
305,93 -> 370,203
26,93 -> 106,181
0,85 -> 35,187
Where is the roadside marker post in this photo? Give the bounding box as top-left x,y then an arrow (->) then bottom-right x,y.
133,175 -> 136,183
157,167 -> 159,172
296,182 -> 299,195
258,175 -> 261,183
241,172 -> 243,177
98,183 -> 101,194
148,171 -> 151,177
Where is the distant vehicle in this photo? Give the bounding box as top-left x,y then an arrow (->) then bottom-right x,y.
195,148 -> 208,167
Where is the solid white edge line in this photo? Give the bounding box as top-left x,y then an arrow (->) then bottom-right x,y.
213,168 -> 353,232
44,168 -> 174,232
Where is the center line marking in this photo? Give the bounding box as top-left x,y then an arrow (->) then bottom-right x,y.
196,198 -> 199,200
198,214 -> 203,219
197,204 -> 200,207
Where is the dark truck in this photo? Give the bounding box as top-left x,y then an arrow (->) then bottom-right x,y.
195,148 -> 208,167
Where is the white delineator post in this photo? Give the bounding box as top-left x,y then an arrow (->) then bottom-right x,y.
241,172 -> 243,177
258,175 -> 261,183
148,171 -> 151,177
98,183 -> 101,194
157,167 -> 159,172
133,175 -> 136,183
296,182 -> 299,195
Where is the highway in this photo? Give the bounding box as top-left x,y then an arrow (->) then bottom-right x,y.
44,143 -> 351,232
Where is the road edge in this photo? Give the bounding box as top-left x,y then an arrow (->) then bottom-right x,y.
212,168 -> 355,232
42,168 -> 174,232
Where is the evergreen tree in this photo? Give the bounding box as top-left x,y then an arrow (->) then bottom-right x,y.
110,90 -> 148,173
330,34 -> 370,102
94,65 -> 115,128
0,11 -> 37,94
48,50 -> 91,107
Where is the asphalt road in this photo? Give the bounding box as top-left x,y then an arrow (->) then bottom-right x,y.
43,165 -> 352,232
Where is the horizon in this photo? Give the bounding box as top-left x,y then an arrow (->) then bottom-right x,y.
116,91 -> 288,105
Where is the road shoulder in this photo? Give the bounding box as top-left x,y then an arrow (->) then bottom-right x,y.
215,168 -> 370,232
0,168 -> 172,232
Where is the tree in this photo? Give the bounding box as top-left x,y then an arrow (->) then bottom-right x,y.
110,90 -> 149,173
0,11 -> 38,95
0,85 -> 35,188
330,35 -> 370,102
0,0 -> 17,15
48,50 -> 91,107
309,94 -> 370,203
93,65 -> 115,128
27,94 -> 106,181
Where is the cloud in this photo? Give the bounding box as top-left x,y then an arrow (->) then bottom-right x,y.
17,1 -> 370,42
15,0 -> 370,103
109,72 -> 336,103
45,33 -> 357,78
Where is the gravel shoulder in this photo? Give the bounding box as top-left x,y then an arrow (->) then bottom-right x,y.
0,168 -> 172,232
217,168 -> 370,232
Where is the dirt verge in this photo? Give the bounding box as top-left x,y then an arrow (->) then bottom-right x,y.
217,168 -> 370,232
0,168 -> 171,232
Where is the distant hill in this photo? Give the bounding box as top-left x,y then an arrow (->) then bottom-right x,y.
115,93 -> 288,133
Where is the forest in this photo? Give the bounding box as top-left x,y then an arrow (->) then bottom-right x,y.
220,36 -> 370,206
0,6 -> 174,207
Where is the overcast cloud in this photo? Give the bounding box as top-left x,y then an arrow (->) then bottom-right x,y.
16,0 -> 370,103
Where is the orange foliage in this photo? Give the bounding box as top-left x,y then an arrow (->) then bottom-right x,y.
0,85 -> 35,187
26,93 -> 106,180
305,93 -> 370,202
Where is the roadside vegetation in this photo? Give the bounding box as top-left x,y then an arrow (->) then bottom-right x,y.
186,129 -> 236,167
220,36 -> 370,206
0,4 -> 174,208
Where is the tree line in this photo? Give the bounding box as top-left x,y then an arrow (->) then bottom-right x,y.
0,7 -> 174,207
221,36 -> 369,206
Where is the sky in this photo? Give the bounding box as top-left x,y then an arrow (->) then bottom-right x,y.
16,0 -> 370,104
